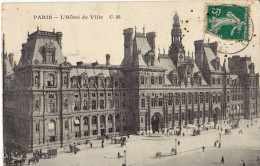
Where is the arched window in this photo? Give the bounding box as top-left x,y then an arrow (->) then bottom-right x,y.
63,76 -> 67,85
115,114 -> 120,121
159,76 -> 163,85
92,116 -> 97,125
74,101 -> 79,111
151,76 -> 155,85
74,117 -> 80,126
47,74 -> 55,86
108,114 -> 113,123
92,100 -> 96,109
141,76 -> 144,84
218,78 -> 221,85
83,100 -> 88,110
48,100 -> 55,113
100,115 -> 105,124
65,121 -> 69,129
83,116 -> 88,125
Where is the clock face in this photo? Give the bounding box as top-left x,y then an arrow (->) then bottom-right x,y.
179,54 -> 183,60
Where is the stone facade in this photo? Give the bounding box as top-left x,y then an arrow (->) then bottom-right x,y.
3,13 -> 260,153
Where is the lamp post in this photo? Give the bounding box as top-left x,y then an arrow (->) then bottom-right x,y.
219,133 -> 221,148
175,138 -> 177,155
124,150 -> 126,166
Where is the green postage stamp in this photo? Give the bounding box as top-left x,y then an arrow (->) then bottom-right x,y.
206,5 -> 249,40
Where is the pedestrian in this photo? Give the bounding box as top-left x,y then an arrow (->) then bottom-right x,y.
162,130 -> 165,134
202,146 -> 205,152
183,132 -> 185,136
243,161 -> 245,166
221,156 -> 224,164
127,134 -> 129,139
90,143 -> 92,148
118,152 -> 121,158
247,124 -> 249,128
121,142 -> 123,147
178,141 -> 180,146
102,139 -> 104,144
102,142 -> 104,148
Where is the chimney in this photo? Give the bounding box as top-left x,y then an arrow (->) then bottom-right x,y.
56,32 -> 63,50
146,32 -> 156,51
2,33 -> 5,56
209,41 -> 218,56
8,53 -> 14,67
106,54 -> 110,67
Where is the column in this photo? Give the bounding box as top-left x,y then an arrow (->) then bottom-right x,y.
120,113 -> 123,132
88,115 -> 92,137
192,93 -> 194,124
172,95 -> 175,128
105,114 -> 108,134
185,94 -> 188,126
80,116 -> 83,138
112,113 -> 116,133
97,114 -> 100,135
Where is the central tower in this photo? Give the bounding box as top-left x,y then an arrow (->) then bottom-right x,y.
169,12 -> 185,66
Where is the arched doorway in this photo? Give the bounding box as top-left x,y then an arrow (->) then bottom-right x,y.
213,107 -> 220,124
151,112 -> 163,133
151,115 -> 159,132
188,109 -> 193,124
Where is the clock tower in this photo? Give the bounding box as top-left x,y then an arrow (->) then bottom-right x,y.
169,12 -> 185,66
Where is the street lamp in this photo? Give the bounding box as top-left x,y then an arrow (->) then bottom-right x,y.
124,150 -> 126,166
219,133 -> 221,148
175,138 -> 177,155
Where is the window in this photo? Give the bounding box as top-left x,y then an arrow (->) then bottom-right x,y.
64,99 -> 68,109
92,93 -> 96,97
122,116 -> 126,122
151,76 -> 155,85
47,74 -> 55,86
100,93 -> 104,97
92,130 -> 98,135
49,120 -> 55,130
182,113 -> 184,120
141,99 -> 145,108
141,117 -> 143,123
108,115 -> 113,123
108,93 -> 111,97
200,93 -> 204,103
159,76 -> 163,85
92,116 -> 97,125
109,128 -> 113,133
92,100 -> 96,109
49,136 -> 56,142
100,100 -> 105,109
35,100 -> 39,110
151,98 -> 156,107
218,78 -> 221,85
141,76 -> 144,84
175,113 -> 178,120
46,51 -> 54,63
168,114 -> 171,121
83,117 -> 88,125
212,78 -> 215,85
182,93 -> 186,105
159,98 -> 163,106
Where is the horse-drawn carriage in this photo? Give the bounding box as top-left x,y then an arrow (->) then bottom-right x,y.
40,149 -> 57,159
225,129 -> 231,135
192,129 -> 201,136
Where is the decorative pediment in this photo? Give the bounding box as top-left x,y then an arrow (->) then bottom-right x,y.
81,72 -> 88,77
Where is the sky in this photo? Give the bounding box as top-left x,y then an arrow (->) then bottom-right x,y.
1,1 -> 260,73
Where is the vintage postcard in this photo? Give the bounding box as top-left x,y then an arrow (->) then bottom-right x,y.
2,1 -> 260,166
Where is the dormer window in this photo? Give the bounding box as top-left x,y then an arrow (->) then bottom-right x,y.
159,76 -> 163,85
44,42 -> 56,64
151,76 -> 155,85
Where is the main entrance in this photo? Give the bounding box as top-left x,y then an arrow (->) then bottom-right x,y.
213,107 -> 220,124
151,115 -> 159,132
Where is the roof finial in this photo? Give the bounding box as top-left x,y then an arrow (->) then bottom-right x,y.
28,31 -> 30,37
135,26 -> 137,36
192,52 -> 194,60
163,45 -> 165,55
158,45 -> 160,54
53,28 -> 55,33
37,26 -> 39,31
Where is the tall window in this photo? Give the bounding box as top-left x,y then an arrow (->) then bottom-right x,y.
92,116 -> 97,125
108,114 -> 113,123
141,76 -> 144,84
151,98 -> 156,107
83,116 -> 88,125
47,74 -> 55,86
92,100 -> 96,110
141,99 -> 145,108
159,76 -> 163,85
181,93 -> 186,105
100,100 -> 105,109
83,100 -> 88,110
159,98 -> 163,106
46,51 -> 54,63
151,76 -> 155,85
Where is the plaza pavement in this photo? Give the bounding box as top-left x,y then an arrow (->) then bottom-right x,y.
36,119 -> 260,166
